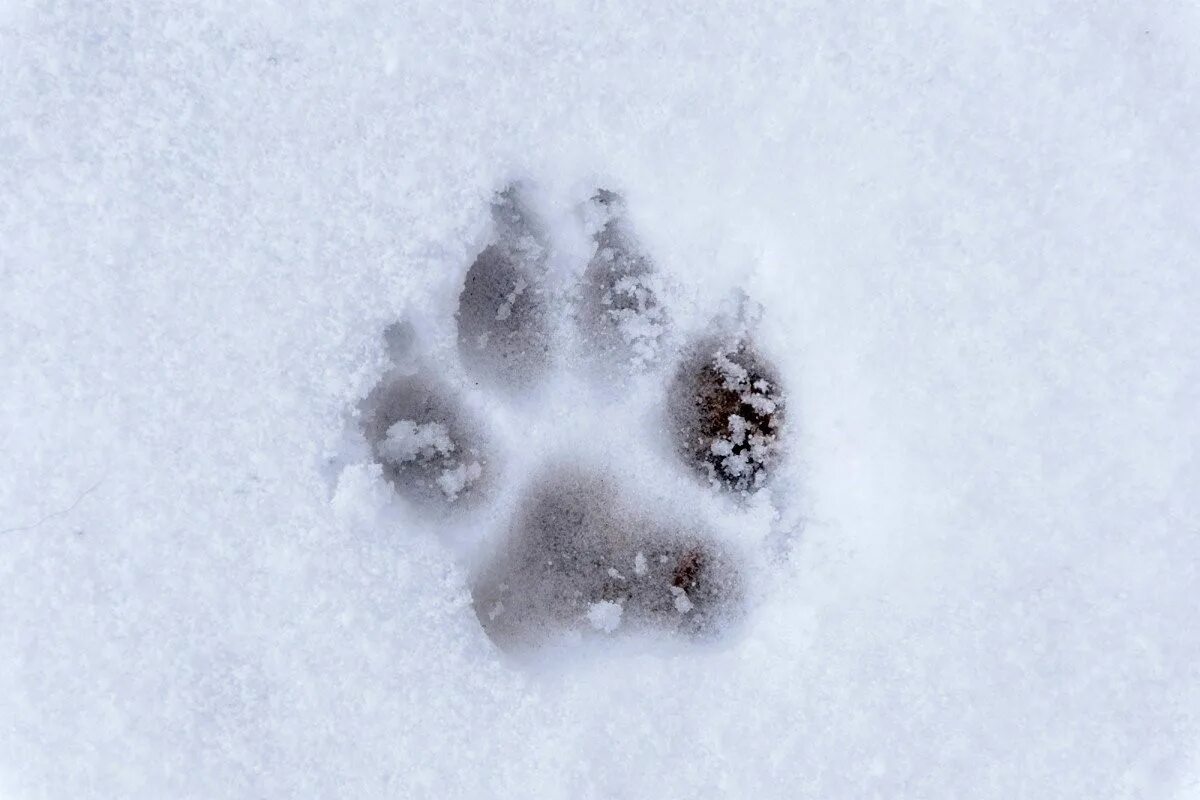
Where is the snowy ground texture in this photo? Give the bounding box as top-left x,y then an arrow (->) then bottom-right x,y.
3,1 -> 1200,798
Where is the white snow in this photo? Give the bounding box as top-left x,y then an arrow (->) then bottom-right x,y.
494,277 -> 527,322
377,420 -> 482,501
433,460 -> 481,503
379,420 -> 454,464
379,419 -> 479,501
669,586 -> 694,615
714,351 -> 751,389
604,273 -> 666,364
2,2 -> 1199,799
585,601 -> 624,634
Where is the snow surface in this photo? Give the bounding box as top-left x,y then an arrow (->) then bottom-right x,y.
3,1 -> 1200,799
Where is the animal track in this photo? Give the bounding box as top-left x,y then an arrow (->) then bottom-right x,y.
578,189 -> 668,371
456,186 -> 552,391
472,468 -> 744,650
360,370 -> 491,508
669,334 -> 785,493
351,184 -> 788,657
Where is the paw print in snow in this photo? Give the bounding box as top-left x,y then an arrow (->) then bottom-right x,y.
350,183 -> 789,656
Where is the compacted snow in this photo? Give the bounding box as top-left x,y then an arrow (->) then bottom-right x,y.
2,2 -> 1200,798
